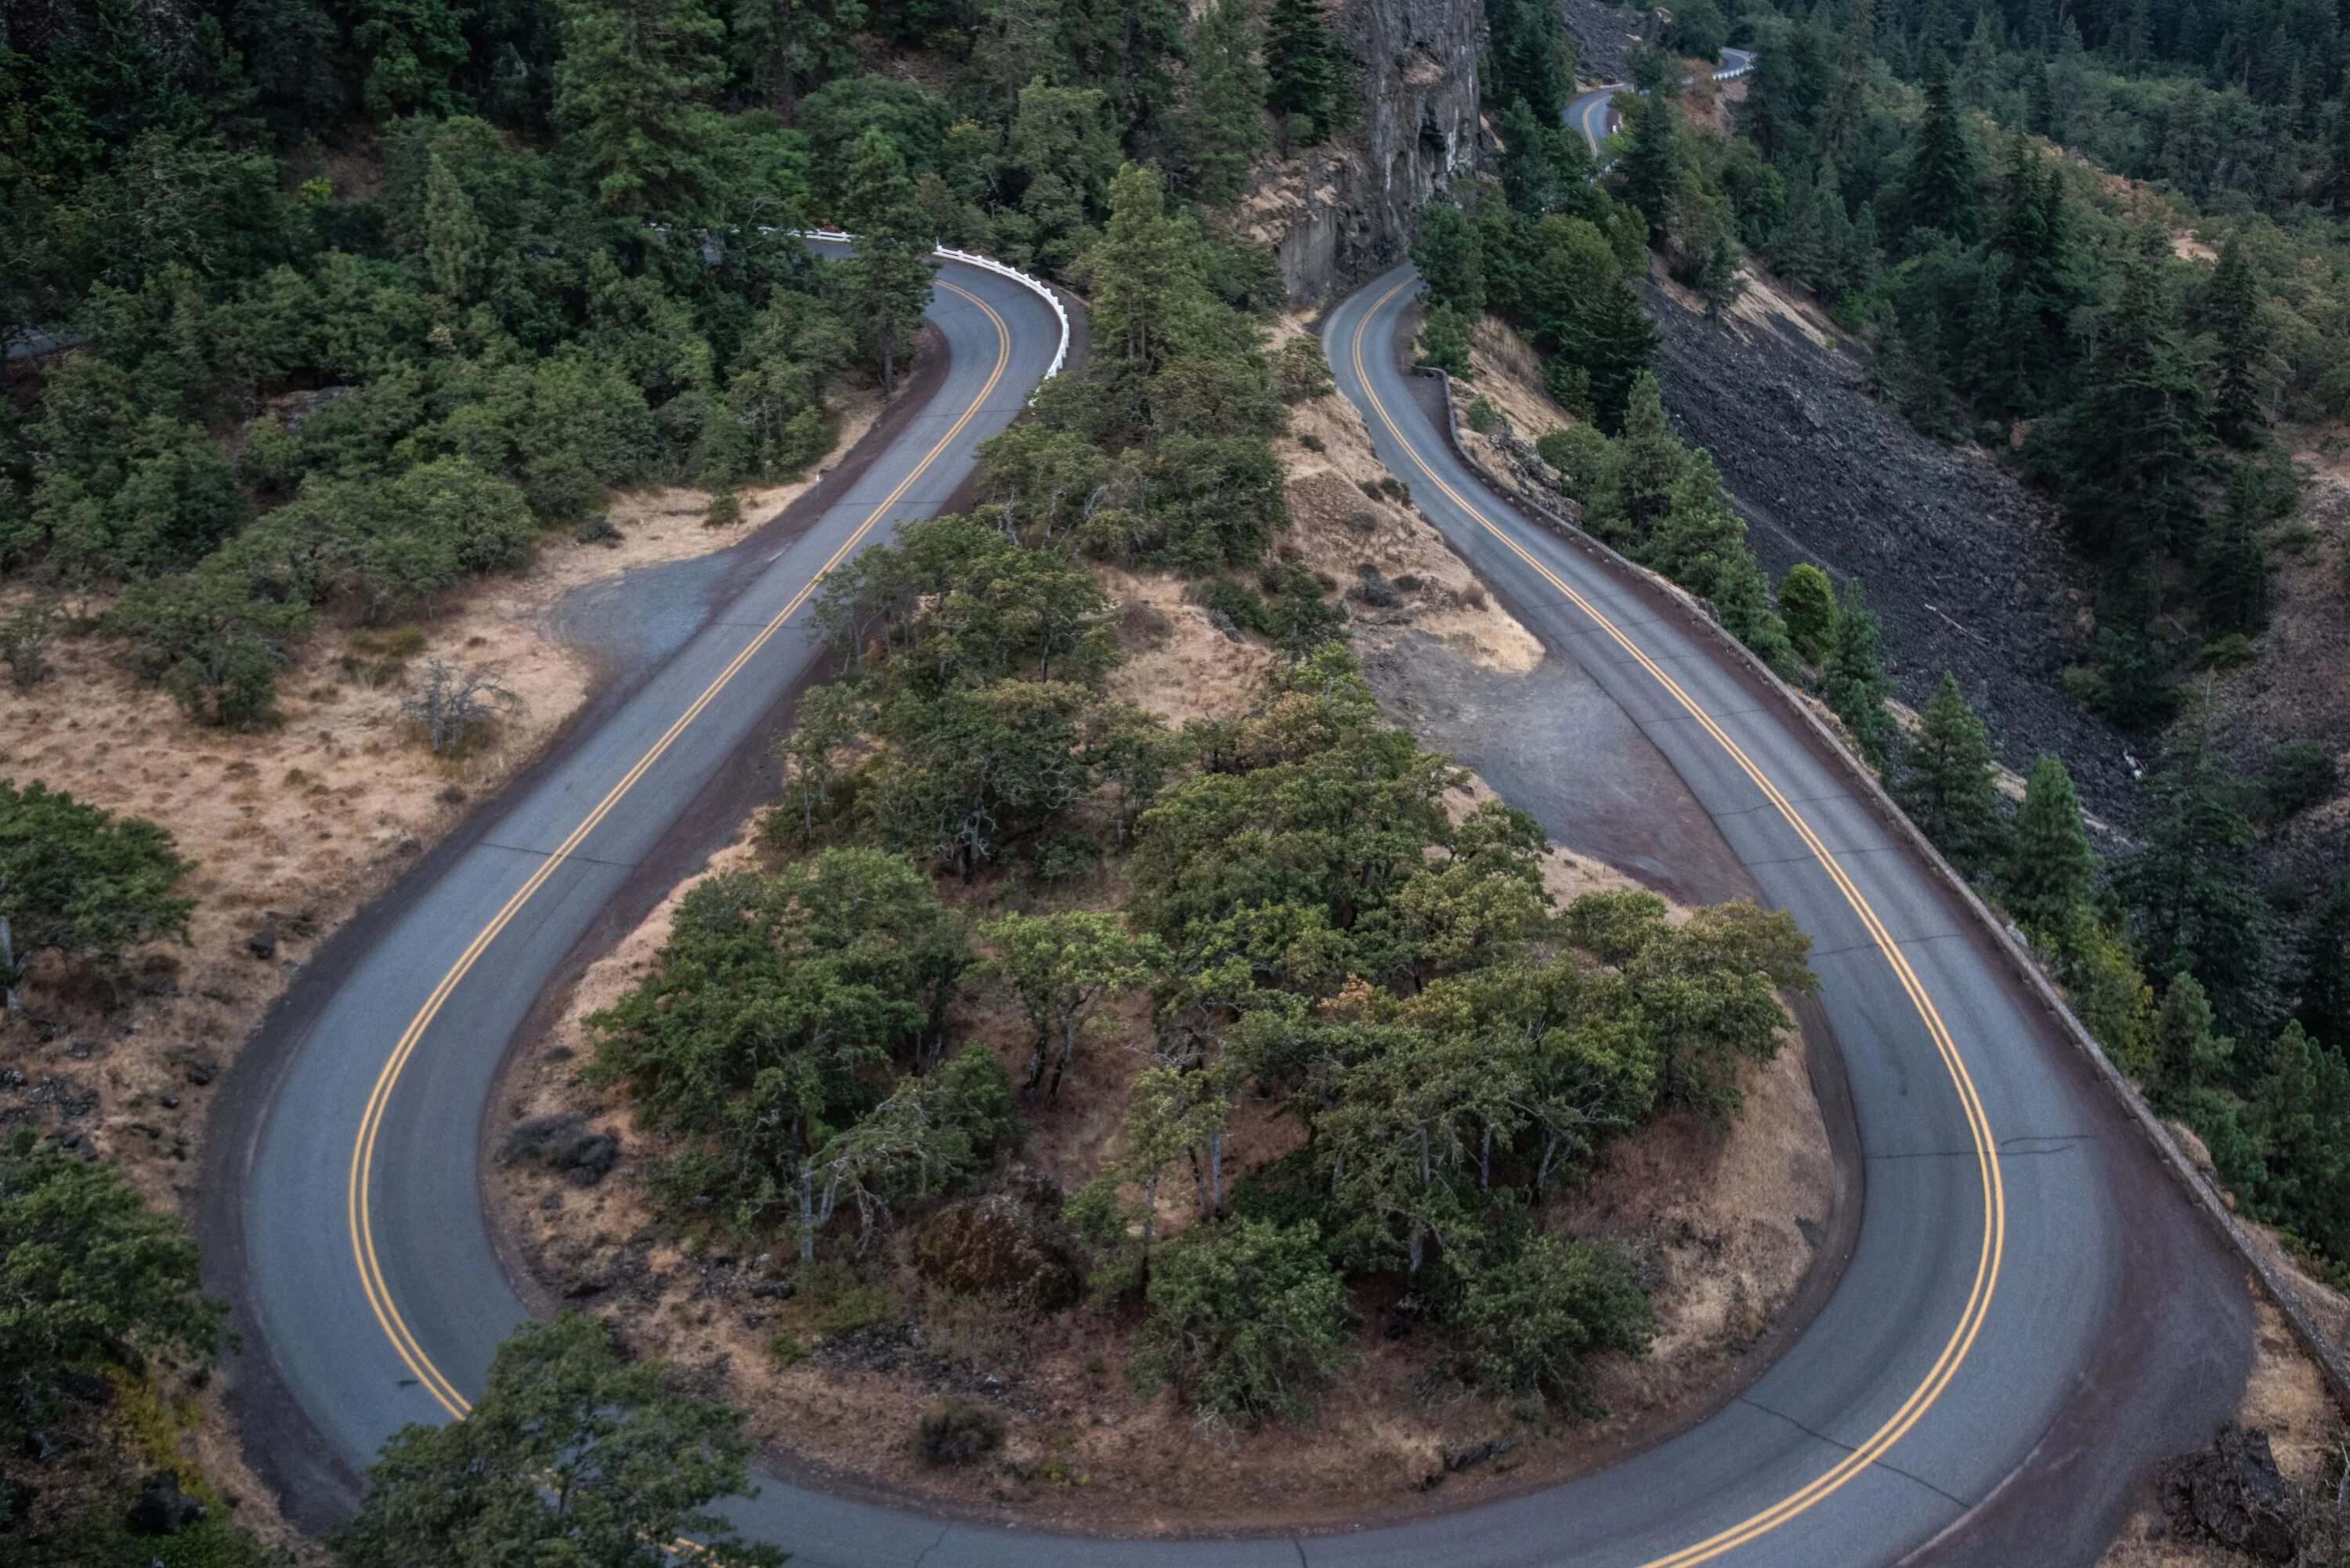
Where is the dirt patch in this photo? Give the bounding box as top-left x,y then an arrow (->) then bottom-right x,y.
1464,316 -> 1580,439
1273,318 -> 1546,674
1640,263 -> 2146,833
1097,565 -> 1277,724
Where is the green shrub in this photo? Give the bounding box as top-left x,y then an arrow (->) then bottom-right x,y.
1448,1230 -> 1654,1411
917,1398 -> 1006,1465
1133,1219 -> 1352,1425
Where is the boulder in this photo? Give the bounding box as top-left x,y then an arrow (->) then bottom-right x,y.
2161,1423 -> 2299,1563
125,1472 -> 205,1537
500,1112 -> 620,1186
912,1177 -> 1081,1311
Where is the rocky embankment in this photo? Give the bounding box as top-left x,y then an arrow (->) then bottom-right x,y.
1642,278 -> 2146,829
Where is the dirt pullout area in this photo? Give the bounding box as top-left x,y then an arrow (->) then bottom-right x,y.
1639,269 -> 2146,831
2207,432 -> 2350,892
0,397 -> 878,1555
491,752 -> 1834,1534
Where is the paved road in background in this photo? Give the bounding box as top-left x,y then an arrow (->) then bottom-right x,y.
1568,48 -> 1755,155
217,237 -> 2252,1566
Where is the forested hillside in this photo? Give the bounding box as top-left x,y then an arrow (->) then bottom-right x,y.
1470,0 -> 2350,1298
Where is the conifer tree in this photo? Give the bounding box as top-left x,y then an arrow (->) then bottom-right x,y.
1777,562 -> 1837,664
1179,0 -> 1269,207
1896,670 -> 2009,876
838,128 -> 938,396
2147,971 -> 2231,1107
1484,0 -> 1571,125
1605,372 -> 1690,544
1265,0 -> 1343,144
1901,66 -> 1980,244
2005,753 -> 2098,939
2294,875 -> 2350,1051
1615,94 -> 1682,244
553,0 -> 726,217
1712,551 -> 1798,677
1418,303 -> 1473,376
2206,233 -> 2266,448
1823,579 -> 1893,768
2052,233 -> 2210,561
2196,458 -> 2273,638
1413,201 -> 1486,318
2115,692 -> 2274,1035
2322,85 -> 2350,214
423,152 -> 489,302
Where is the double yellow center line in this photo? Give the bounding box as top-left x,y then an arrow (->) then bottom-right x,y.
1347,275 -> 2005,1568
345,279 -> 1014,1420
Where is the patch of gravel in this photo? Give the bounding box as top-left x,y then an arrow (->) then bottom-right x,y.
1643,281 -> 2148,833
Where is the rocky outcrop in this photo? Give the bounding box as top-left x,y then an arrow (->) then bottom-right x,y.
1242,0 -> 1487,302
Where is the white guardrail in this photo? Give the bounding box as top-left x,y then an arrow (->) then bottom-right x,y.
793,229 -> 1071,387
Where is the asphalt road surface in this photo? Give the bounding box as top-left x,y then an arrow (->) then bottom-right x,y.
1569,49 -> 1755,155
217,247 -> 2252,1567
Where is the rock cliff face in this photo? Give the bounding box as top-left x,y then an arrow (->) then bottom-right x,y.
1239,0 -> 1486,304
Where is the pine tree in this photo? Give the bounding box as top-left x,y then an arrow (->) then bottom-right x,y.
2005,753 -> 2098,939
1896,670 -> 2009,876
553,0 -> 727,218
730,0 -> 860,121
1607,372 -> 1690,544
1711,550 -> 1798,676
1902,66 -> 1980,244
2147,971 -> 2231,1107
1647,450 -> 1746,598
1777,562 -> 1838,665
2294,875 -> 2350,1051
1264,0 -> 1343,144
2052,233 -> 2210,561
837,128 -> 938,396
2322,84 -> 2350,214
2115,692 -> 2274,1035
1615,94 -> 1682,244
1823,579 -> 1893,768
1413,201 -> 1486,317
422,152 -> 489,303
1694,229 -> 1744,320
1179,0 -> 1269,207
2206,233 -> 2266,448
1484,0 -> 1571,125
2196,459 -> 2272,638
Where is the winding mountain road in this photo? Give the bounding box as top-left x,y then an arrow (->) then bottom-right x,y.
211,247 -> 2254,1568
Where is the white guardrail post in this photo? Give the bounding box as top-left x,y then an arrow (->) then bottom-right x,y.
789,229 -> 1071,389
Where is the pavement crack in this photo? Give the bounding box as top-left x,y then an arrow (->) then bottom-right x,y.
910,1525 -> 950,1566
1292,1536 -> 1311,1568
1736,1396 -> 1972,1512
479,839 -> 639,871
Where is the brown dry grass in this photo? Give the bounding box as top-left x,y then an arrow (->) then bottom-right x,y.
1269,318 -> 1546,675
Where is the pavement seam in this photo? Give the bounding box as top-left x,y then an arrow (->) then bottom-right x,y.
478,839 -> 640,871
1734,1396 -> 1972,1512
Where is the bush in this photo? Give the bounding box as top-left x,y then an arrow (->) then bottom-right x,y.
2260,740 -> 2338,822
917,1398 -> 1007,1466
1777,563 -> 1837,665
1133,1219 -> 1352,1425
1449,1230 -> 1654,1411
1419,303 -> 1473,378
1275,336 -> 1335,403
1466,394 -> 1502,433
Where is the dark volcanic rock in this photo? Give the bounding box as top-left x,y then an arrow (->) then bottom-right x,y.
912,1175 -> 1082,1311
1643,281 -> 2145,833
2160,1423 -> 2298,1563
501,1111 -> 620,1186
125,1472 -> 206,1536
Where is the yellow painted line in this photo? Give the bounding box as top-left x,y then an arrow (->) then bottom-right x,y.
346,277 -> 1016,1420
1347,276 -> 2005,1567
